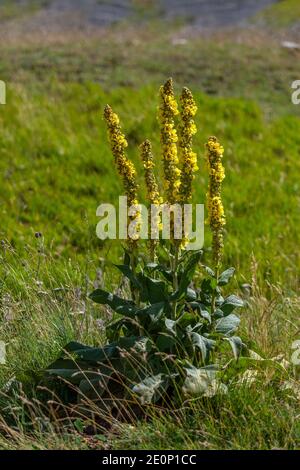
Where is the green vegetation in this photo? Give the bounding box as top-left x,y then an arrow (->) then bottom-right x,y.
1,81 -> 299,285
0,0 -> 49,22
0,5 -> 300,450
256,0 -> 300,28
0,30 -> 299,116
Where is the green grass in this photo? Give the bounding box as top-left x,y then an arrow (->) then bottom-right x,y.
256,0 -> 300,28
0,17 -> 300,450
1,81 -> 300,286
0,0 -> 49,22
0,30 -> 299,117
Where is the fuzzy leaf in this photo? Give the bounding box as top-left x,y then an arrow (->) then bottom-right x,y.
114,264 -> 141,289
220,295 -> 244,315
138,274 -> 168,304
218,267 -> 235,286
132,374 -> 169,404
182,366 -> 226,397
225,336 -> 243,359
89,289 -> 137,317
190,333 -> 207,362
171,251 -> 202,301
216,314 -> 240,335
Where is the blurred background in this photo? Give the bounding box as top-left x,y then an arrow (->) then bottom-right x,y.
0,0 -> 299,287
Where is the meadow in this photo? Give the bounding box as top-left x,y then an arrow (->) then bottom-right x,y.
0,0 -> 300,450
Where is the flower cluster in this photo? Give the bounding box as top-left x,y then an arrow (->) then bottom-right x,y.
179,87 -> 198,203
104,105 -> 138,207
140,140 -> 161,206
206,136 -> 226,269
104,104 -> 139,243
159,78 -> 181,204
140,139 -> 162,259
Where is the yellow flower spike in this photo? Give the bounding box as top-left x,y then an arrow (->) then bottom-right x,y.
140,140 -> 161,206
179,87 -> 198,204
140,140 -> 162,259
159,78 -> 181,204
205,136 -> 226,270
104,104 -> 140,245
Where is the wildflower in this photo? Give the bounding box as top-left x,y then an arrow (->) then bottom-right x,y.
140,140 -> 162,259
159,78 -> 181,204
179,87 -> 198,203
104,104 -> 139,243
206,136 -> 226,269
140,140 -> 161,206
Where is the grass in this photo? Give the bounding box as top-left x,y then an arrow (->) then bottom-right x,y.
256,0 -> 300,29
1,81 -> 300,286
0,0 -> 49,22
0,28 -> 299,117
0,10 -> 300,450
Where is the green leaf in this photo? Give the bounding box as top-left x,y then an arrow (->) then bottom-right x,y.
225,336 -> 243,359
177,311 -> 196,330
179,250 -> 202,292
45,364 -> 104,384
114,264 -> 141,289
145,263 -> 173,283
71,344 -> 119,364
132,374 -> 169,404
136,302 -> 166,323
190,333 -> 207,362
79,376 -> 110,399
182,365 -> 226,397
218,267 -> 235,286
216,314 -> 240,335
165,318 -> 176,334
123,249 -> 131,266
172,251 -> 202,300
106,317 -> 139,341
202,265 -> 215,277
190,333 -> 216,362
220,295 -> 244,315
63,342 -> 94,353
119,336 -> 152,354
190,301 -> 212,323
89,289 -> 137,317
214,308 -> 224,319
201,278 -> 213,293
138,274 -> 168,303
186,288 -> 197,301
156,333 -> 176,352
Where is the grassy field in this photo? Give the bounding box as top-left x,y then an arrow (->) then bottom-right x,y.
0,2 -> 300,450
0,0 -> 49,21
255,0 -> 300,28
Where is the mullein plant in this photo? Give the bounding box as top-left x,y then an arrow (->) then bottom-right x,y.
44,79 -> 247,411
140,139 -> 162,261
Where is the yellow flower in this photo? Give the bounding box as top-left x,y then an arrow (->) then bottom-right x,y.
206,136 -> 226,269
140,140 -> 161,206
159,78 -> 181,204
178,87 -> 198,203
104,104 -> 139,245
140,140 -> 162,259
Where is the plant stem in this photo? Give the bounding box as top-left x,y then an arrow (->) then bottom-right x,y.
171,242 -> 180,319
